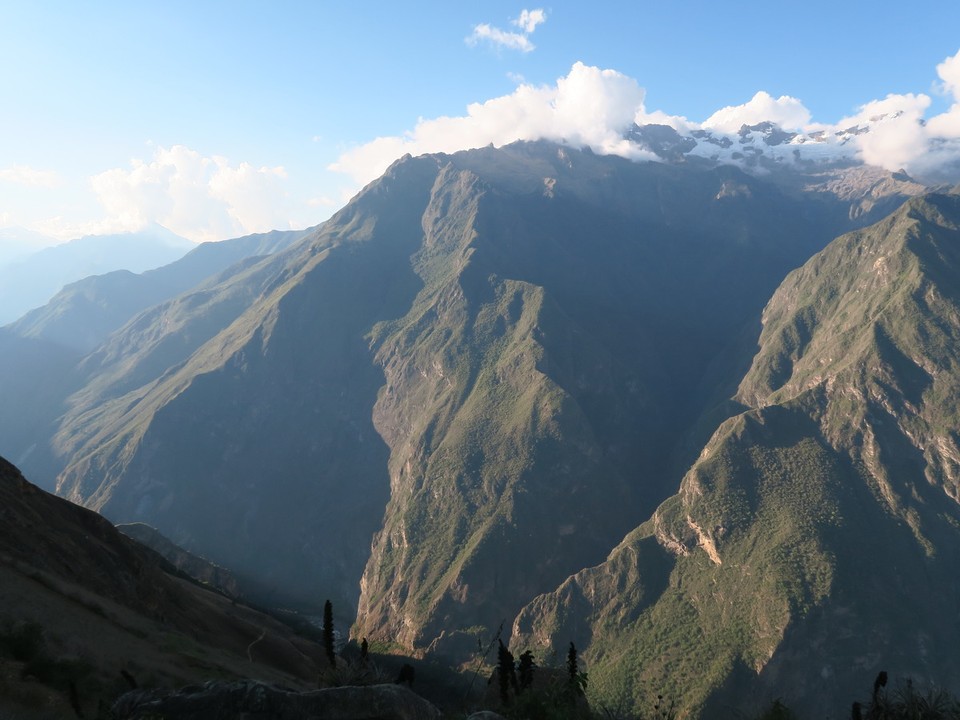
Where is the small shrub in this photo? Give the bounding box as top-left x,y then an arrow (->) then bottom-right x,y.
318,654 -> 387,688
856,671 -> 960,720
754,699 -> 797,720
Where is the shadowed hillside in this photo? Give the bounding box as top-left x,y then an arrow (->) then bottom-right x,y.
513,190 -> 960,718
0,455 -> 325,718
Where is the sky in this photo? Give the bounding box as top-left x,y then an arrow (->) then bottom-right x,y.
3,1 -> 960,247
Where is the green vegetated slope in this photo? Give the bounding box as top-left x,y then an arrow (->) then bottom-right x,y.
47,140 -> 919,659
54,154 -> 441,612
0,227 -> 312,488
512,190 -> 960,718
353,145 -> 845,657
353,147 -> 929,659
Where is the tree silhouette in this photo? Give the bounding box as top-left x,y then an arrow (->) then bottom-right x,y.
322,599 -> 336,668
497,639 -> 515,705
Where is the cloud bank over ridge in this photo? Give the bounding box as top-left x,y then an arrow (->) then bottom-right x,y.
332,49 -> 960,187
54,146 -> 299,244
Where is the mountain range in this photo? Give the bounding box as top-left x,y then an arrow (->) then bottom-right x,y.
0,226 -> 57,268
514,191 -> 960,717
0,224 -> 195,325
2,132 -> 958,716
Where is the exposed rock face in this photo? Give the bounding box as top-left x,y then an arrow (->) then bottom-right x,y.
113,681 -> 444,720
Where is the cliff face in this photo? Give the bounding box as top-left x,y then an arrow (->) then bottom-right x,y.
512,192 -> 960,718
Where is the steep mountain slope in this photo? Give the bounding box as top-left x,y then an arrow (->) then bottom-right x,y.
512,190 -> 960,718
0,455 -> 324,717
0,227 -> 312,487
55,155 -> 440,613
0,225 -> 193,324
45,142 -> 923,657
0,329 -> 83,479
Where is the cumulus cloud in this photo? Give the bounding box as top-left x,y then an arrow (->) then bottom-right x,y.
513,8 -> 546,33
834,94 -> 931,171
330,62 -> 653,186
702,91 -> 812,133
937,48 -> 960,101
927,49 -> 960,142
467,8 -> 546,53
0,165 -> 61,188
803,49 -> 960,177
88,145 -> 298,242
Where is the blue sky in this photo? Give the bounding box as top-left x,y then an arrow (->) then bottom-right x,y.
3,1 -> 960,245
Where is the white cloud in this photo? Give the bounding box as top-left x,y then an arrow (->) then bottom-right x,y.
467,23 -> 534,53
635,108 -> 698,133
467,8 -> 546,53
937,48 -> 960,101
330,62 -> 653,186
927,49 -> 960,142
702,91 -> 812,133
0,165 -> 61,188
833,94 -> 931,172
87,145 -> 299,242
513,8 -> 546,33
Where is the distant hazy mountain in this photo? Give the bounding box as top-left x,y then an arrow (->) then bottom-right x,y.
513,190 -> 960,718
0,226 -> 58,268
0,226 -> 312,484
0,224 -> 193,324
8,226 -> 313,353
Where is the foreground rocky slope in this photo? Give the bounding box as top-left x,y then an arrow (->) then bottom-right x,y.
0,455 -> 324,717
513,190 -> 960,717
